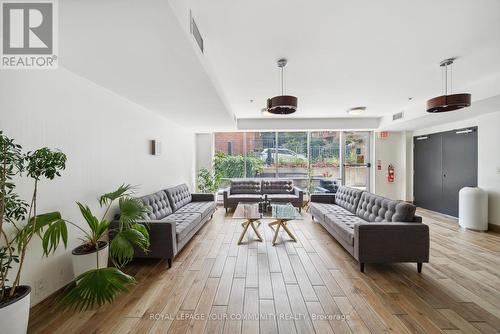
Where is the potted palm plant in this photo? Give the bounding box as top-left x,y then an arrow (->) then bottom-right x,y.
58,184 -> 150,311
1,131 -> 68,334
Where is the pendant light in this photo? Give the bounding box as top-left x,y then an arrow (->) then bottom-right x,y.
264,58 -> 298,115
426,58 -> 471,113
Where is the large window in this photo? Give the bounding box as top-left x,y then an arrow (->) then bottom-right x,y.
212,131 -> 370,192
214,132 -> 245,188
310,131 -> 340,191
246,132 -> 275,178
277,132 -> 308,188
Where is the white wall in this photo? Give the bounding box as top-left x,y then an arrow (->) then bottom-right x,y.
413,110 -> 500,226
372,132 -> 406,200
0,68 -> 195,305
195,133 -> 214,172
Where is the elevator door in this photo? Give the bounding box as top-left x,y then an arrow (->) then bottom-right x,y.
413,127 -> 477,217
441,129 -> 478,216
414,134 -> 443,213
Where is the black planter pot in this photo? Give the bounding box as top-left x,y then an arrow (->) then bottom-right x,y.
71,240 -> 108,255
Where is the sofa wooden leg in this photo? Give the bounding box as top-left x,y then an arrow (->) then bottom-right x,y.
311,216 -> 314,220
225,208 -> 228,213
167,258 -> 172,269
360,262 -> 365,273
299,207 -> 302,213
417,262 -> 422,273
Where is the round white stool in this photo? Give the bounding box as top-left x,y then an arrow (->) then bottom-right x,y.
459,187 -> 488,231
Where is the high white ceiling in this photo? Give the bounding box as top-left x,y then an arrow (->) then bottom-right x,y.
170,0 -> 500,121
59,0 -> 235,131
57,0 -> 500,131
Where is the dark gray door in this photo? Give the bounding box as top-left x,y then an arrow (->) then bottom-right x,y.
414,134 -> 443,212
441,128 -> 478,216
413,127 -> 478,217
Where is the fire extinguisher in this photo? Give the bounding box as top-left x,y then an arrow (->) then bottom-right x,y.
387,164 -> 395,183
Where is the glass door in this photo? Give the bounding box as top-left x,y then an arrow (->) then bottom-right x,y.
342,131 -> 371,191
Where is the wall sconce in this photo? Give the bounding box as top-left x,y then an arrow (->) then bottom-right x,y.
151,140 -> 162,156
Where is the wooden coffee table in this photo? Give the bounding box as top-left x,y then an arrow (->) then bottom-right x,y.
233,202 -> 302,245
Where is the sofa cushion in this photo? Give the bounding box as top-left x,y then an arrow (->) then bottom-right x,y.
227,194 -> 261,203
356,192 -> 417,222
324,214 -> 365,246
164,212 -> 201,241
309,202 -> 326,221
176,201 -> 216,218
230,180 -> 261,194
140,190 -> 172,220
266,194 -> 299,202
309,202 -> 355,216
335,186 -> 364,213
166,184 -> 192,212
262,180 -> 294,194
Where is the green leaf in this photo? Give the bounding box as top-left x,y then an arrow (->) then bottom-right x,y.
95,219 -> 111,240
57,268 -> 135,311
76,202 -> 99,235
110,228 -> 149,268
118,197 -> 148,228
15,211 -> 64,252
131,223 -> 149,240
99,184 -> 133,207
41,218 -> 68,256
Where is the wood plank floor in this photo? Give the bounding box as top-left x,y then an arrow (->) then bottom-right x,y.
29,207 -> 500,334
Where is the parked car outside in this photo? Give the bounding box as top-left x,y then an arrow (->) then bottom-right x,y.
260,148 -> 307,164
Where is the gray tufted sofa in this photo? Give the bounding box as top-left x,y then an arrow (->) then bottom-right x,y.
110,184 -> 216,268
223,179 -> 303,212
310,186 -> 429,273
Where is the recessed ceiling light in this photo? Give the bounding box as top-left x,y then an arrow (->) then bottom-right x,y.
346,106 -> 366,115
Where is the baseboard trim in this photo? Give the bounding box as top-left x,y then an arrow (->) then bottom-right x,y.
488,223 -> 500,234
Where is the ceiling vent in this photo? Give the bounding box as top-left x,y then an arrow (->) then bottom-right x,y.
190,12 -> 204,53
392,111 -> 404,121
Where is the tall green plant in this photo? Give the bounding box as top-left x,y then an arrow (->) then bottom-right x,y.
58,184 -> 149,311
0,131 -> 68,304
197,168 -> 221,193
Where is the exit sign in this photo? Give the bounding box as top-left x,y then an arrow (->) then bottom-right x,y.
378,131 -> 389,139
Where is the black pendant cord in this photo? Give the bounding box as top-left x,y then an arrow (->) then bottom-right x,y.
280,66 -> 284,96
441,62 -> 454,96
450,62 -> 453,94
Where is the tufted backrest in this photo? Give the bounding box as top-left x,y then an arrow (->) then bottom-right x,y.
165,184 -> 192,212
230,180 -> 261,194
262,180 -> 294,194
356,192 -> 417,222
335,186 -> 364,213
140,190 -> 172,220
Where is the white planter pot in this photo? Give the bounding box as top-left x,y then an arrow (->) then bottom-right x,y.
0,285 -> 31,334
71,241 -> 109,278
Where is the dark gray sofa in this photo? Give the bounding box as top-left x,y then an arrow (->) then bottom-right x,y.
223,179 -> 303,212
111,184 -> 216,268
310,186 -> 429,273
